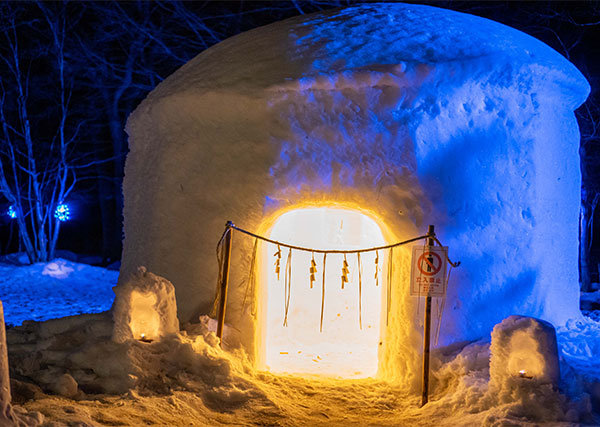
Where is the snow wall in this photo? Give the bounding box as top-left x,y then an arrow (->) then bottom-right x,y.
123,3 -> 589,389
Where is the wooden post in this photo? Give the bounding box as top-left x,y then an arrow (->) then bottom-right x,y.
216,221 -> 234,345
421,225 -> 434,407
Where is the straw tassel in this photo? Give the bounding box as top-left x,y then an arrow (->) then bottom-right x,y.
341,254 -> 349,289
210,229 -> 228,318
283,248 -> 292,327
309,252 -> 317,288
274,245 -> 282,280
374,250 -> 379,287
241,238 -> 259,318
357,252 -> 363,330
386,247 -> 394,326
320,253 -> 327,333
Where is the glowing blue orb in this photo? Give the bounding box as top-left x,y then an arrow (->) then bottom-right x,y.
54,203 -> 71,222
7,205 -> 17,219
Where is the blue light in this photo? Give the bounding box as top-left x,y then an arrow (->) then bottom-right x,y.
54,203 -> 70,222
7,205 -> 17,219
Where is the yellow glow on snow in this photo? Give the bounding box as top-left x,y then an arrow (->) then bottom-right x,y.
507,331 -> 544,379
261,207 -> 386,378
129,290 -> 160,341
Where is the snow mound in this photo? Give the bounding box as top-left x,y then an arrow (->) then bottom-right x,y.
41,259 -> 75,279
7,312 -> 261,401
0,258 -> 117,326
6,309 -> 600,425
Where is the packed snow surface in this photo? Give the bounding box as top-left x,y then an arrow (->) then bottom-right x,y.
7,314 -> 600,426
1,261 -> 599,425
0,257 -> 117,326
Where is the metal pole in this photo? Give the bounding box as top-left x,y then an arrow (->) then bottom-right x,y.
421,224 -> 434,407
216,221 -> 234,345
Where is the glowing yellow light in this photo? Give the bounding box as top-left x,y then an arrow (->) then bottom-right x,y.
508,331 -> 543,379
130,291 -> 160,342
261,207 -> 387,378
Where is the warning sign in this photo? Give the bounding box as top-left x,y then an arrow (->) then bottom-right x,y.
410,246 -> 448,297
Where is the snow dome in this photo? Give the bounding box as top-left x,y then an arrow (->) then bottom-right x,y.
122,3 -> 589,388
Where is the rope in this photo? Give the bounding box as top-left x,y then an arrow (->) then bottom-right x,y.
230,223 -> 429,254
416,238 -> 428,318
240,238 -> 258,318
213,222 -> 461,335
210,227 -> 229,317
357,252 -> 363,330
434,265 -> 453,346
386,247 -> 393,326
283,248 -> 292,327
432,235 -> 461,268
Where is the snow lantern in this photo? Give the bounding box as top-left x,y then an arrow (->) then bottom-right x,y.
489,315 -> 560,389
121,3 -> 589,386
112,267 -> 179,343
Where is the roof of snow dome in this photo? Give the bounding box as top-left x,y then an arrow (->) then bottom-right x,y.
142,3 -> 589,106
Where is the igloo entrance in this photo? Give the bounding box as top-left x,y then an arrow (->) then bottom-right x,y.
259,207 -> 387,378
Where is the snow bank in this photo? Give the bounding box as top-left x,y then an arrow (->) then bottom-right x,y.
7,311 -> 258,401
0,258 -> 117,326
7,309 -> 600,425
123,3 -> 589,387
41,259 -> 75,279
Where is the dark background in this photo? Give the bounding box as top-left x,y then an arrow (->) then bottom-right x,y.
0,1 -> 598,285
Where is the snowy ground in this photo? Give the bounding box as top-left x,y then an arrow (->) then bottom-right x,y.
2,258 -> 600,426
0,257 -> 118,327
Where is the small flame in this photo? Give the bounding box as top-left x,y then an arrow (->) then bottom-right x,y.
519,369 -> 526,377
140,333 -> 145,339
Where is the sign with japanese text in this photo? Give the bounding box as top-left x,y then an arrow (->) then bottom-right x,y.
410,245 -> 448,297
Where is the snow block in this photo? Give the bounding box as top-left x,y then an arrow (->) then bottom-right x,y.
490,315 -> 560,389
0,300 -> 43,426
112,267 -> 179,343
123,3 -> 589,385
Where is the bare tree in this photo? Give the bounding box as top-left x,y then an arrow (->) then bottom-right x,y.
0,3 -> 90,262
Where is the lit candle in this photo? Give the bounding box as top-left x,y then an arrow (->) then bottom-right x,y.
138,332 -> 153,343
518,369 -> 532,379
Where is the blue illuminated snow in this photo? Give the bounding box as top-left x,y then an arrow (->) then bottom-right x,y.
291,4 -> 585,99
0,258 -> 116,326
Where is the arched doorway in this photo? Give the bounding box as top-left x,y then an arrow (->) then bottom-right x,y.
259,207 -> 387,378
